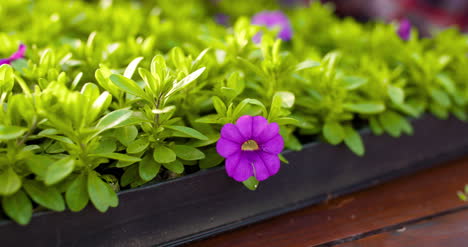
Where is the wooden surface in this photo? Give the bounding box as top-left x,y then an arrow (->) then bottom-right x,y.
338,209 -> 468,247
187,157 -> 468,247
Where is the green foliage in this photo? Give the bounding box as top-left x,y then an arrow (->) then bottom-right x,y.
1,0 -> 468,225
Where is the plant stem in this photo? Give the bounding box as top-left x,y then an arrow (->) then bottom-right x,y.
16,118 -> 38,147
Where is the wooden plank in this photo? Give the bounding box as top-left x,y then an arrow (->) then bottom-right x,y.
187,157 -> 468,247
337,208 -> 468,247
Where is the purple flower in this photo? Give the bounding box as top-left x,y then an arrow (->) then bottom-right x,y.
0,44 -> 26,65
215,13 -> 229,26
216,115 -> 284,182
397,19 -> 411,41
251,11 -> 293,43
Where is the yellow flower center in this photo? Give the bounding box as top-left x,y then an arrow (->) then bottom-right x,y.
241,140 -> 259,151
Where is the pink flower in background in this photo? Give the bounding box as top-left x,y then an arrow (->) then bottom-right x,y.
0,44 -> 26,65
216,115 -> 284,182
397,19 -> 412,40
251,11 -> 293,43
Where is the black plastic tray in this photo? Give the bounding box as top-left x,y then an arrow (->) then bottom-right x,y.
1,115 -> 468,247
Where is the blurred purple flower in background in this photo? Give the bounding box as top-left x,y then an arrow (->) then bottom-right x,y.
397,19 -> 411,40
0,44 -> 26,65
215,13 -> 229,26
216,115 -> 284,182
251,11 -> 293,43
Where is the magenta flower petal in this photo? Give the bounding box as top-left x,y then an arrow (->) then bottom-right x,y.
252,116 -> 269,138
216,115 -> 284,182
0,44 -> 26,65
397,19 -> 411,41
225,152 -> 241,177
250,152 -> 270,181
261,134 -> 284,154
231,153 -> 254,182
221,123 -> 245,143
0,58 -> 11,65
256,122 -> 280,144
216,138 -> 241,158
236,115 -> 253,139
251,11 -> 293,43
9,44 -> 26,60
258,152 -> 280,177
278,26 -> 293,40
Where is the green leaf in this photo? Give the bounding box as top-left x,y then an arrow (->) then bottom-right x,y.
193,48 -> 210,66
323,122 -> 345,145
166,67 -> 206,97
0,167 -> 22,196
96,109 -> 133,132
212,96 -> 227,115
2,190 -> 32,225
110,74 -> 151,101
162,159 -> 184,174
88,171 -> 112,212
0,125 -> 27,141
121,165 -> 139,187
274,117 -> 300,126
236,57 -> 267,78
45,157 -> 75,185
242,177 -> 259,191
139,154 -> 161,181
172,145 -> 205,160
399,117 -> 414,135
23,180 -> 65,211
113,116 -> 149,129
437,73 -> 456,95
221,87 -> 239,101
429,88 -> 451,108
195,114 -> 221,124
234,98 -> 267,118
343,102 -> 385,114
226,72 -> 244,95
199,148 -> 224,169
114,125 -> 138,146
274,91 -> 295,109
0,64 -> 15,92
166,126 -> 208,140
430,102 -> 449,119
295,60 -> 320,71
10,59 -> 28,76
343,126 -> 365,156
279,154 -> 289,164
284,134 -> 302,151
139,67 -> 159,95
378,111 -> 412,137
26,155 -> 54,177
388,85 -> 404,104
127,138 -> 150,154
123,57 -> 144,79
92,138 -> 117,154
65,173 -> 89,212
341,76 -> 368,90
153,144 -> 176,163
105,183 -> 118,207
457,191 -> 467,201
87,92 -> 112,124
116,161 -> 134,168
152,105 -> 176,114
369,117 -> 383,135
89,153 -> 141,163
